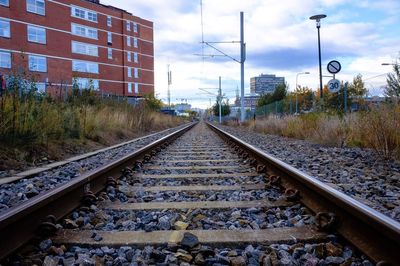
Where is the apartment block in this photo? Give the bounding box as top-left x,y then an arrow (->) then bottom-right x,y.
250,74 -> 285,95
0,0 -> 154,98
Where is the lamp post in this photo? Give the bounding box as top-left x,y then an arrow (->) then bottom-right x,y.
295,71 -> 310,113
309,14 -> 326,100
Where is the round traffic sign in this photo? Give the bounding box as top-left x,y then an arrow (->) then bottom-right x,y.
328,79 -> 341,93
327,60 -> 341,74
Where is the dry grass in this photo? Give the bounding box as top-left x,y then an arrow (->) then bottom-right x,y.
246,104 -> 400,160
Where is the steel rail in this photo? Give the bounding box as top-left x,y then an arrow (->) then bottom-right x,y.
207,122 -> 400,264
0,122 -> 197,260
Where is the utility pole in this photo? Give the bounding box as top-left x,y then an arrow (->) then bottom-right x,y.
240,11 -> 246,123
218,76 -> 222,124
167,64 -> 171,108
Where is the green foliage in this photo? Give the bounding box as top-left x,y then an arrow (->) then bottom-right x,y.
385,63 -> 400,98
143,93 -> 163,111
257,83 -> 287,107
213,99 -> 231,117
324,74 -> 367,112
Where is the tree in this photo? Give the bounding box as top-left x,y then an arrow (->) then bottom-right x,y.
325,74 -> 367,112
257,83 -> 287,107
213,99 -> 230,117
385,63 -> 400,99
144,93 -> 163,111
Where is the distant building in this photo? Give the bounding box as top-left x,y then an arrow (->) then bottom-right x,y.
234,94 -> 260,110
175,103 -> 191,112
250,74 -> 285,94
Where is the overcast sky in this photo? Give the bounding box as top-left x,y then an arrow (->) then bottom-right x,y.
103,0 -> 400,108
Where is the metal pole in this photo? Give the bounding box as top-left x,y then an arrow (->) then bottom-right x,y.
167,64 -> 171,108
240,11 -> 245,123
317,25 -> 323,100
295,74 -> 299,114
344,82 -> 348,113
219,76 -> 222,124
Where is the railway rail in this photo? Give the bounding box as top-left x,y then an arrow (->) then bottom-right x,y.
1,121 -> 399,265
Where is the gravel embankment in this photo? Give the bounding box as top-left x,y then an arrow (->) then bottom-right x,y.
216,124 -> 400,222
0,124 -> 191,214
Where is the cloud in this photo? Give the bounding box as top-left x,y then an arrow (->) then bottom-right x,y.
101,0 -> 400,108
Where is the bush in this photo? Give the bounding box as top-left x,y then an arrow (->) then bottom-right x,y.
249,104 -> 400,160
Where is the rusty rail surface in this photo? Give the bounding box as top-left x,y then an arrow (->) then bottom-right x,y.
0,122 -> 196,260
207,122 -> 400,264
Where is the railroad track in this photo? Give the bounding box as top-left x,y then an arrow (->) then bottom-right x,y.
1,121 -> 399,265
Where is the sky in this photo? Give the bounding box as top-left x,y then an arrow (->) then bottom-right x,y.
103,0 -> 400,108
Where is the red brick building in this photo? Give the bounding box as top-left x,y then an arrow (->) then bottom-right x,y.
0,0 -> 154,98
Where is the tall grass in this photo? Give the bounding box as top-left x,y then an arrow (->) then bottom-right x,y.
0,92 -> 183,147
243,104 -> 400,160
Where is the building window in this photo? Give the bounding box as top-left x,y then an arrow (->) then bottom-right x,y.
0,51 -> 11,68
71,23 -> 97,39
107,48 -> 112,59
26,0 -> 45,16
128,83 -> 132,93
133,52 -> 138,63
74,78 -> 99,90
29,55 -> 47,72
72,41 -> 98,56
127,52 -> 131,62
27,25 -> 46,44
134,68 -> 138,78
126,21 -> 130,31
107,32 -> 112,44
0,0 -> 9,7
134,83 -> 138,93
107,16 -> 112,27
0,19 -> 10,38
127,36 -> 131,47
127,67 -> 132,78
72,60 -> 98,74
133,22 -> 138,33
133,37 -> 138,48
71,6 -> 97,23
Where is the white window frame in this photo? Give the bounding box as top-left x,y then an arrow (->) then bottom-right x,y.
107,16 -> 112,27
26,0 -> 45,16
133,22 -> 138,33
0,50 -> 11,68
133,37 -> 138,48
0,0 -> 9,7
128,83 -> 132,93
134,83 -> 139,93
72,60 -> 99,74
74,78 -> 99,90
127,52 -> 131,62
107,48 -> 112,59
133,52 -> 138,63
71,6 -> 97,23
134,68 -> 138,78
0,19 -> 10,38
127,36 -> 131,47
107,32 -> 112,44
71,41 -> 98,57
71,23 -> 98,40
27,25 -> 46,44
127,67 -> 132,78
126,21 -> 130,31
29,55 -> 47,72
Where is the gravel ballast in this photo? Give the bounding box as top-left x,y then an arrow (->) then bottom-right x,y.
217,124 -> 400,222
0,124 -> 190,214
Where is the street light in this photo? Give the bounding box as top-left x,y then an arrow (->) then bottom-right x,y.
310,14 -> 327,99
295,71 -> 310,113
382,63 -> 398,66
